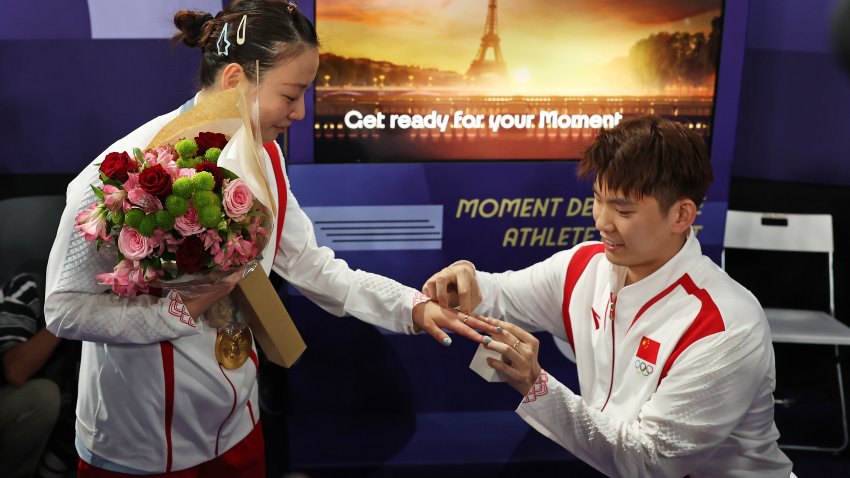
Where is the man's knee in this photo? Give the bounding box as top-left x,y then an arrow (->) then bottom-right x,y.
15,378 -> 61,431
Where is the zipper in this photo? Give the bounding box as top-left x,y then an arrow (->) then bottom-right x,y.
601,292 -> 617,412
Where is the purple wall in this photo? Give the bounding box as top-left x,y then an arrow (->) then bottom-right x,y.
0,1 -> 225,175
733,0 -> 850,185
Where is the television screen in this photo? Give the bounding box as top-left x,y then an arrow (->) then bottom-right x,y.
313,0 -> 724,163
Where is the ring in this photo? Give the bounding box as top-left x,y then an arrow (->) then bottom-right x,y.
512,339 -> 521,349
463,315 -> 470,324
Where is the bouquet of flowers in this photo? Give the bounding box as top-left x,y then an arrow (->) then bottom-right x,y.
72,88 -> 303,369
75,131 -> 271,297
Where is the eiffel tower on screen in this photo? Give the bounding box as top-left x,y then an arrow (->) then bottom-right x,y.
467,0 -> 509,81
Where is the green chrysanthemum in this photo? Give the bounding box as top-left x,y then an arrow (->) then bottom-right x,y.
174,138 -> 198,160
198,205 -> 222,229
154,210 -> 175,230
110,209 -> 125,227
192,190 -> 220,209
164,195 -> 189,217
171,177 -> 194,199
137,214 -> 157,237
124,209 -> 145,229
204,148 -> 222,162
192,171 -> 215,191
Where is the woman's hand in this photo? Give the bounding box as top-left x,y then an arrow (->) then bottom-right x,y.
481,318 -> 543,395
178,269 -> 244,322
412,300 -> 498,346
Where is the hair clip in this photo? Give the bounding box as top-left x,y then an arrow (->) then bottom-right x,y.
216,22 -> 231,56
236,15 -> 247,45
287,0 -> 298,13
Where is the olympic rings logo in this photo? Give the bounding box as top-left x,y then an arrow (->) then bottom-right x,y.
634,359 -> 654,376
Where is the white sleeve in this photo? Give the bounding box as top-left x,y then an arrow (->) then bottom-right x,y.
271,169 -> 417,334
515,328 -> 770,478
44,167 -> 202,344
473,249 -> 572,337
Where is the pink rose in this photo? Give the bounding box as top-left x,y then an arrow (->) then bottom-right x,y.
75,204 -> 109,242
118,227 -> 153,261
174,207 -> 205,236
222,179 -> 254,220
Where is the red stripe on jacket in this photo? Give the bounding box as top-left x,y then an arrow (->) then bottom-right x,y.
561,244 -> 605,352
657,274 -> 725,383
160,342 -> 175,472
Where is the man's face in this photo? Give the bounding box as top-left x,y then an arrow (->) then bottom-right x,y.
592,182 -> 684,285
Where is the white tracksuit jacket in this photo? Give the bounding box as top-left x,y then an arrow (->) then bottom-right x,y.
44,104 -> 419,472
473,233 -> 794,477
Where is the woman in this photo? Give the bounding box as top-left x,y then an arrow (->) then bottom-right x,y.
44,1 -> 490,476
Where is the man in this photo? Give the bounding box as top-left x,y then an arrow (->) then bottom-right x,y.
424,116 -> 794,477
0,274 -> 62,478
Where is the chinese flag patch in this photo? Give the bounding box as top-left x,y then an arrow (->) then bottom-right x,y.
636,336 -> 660,364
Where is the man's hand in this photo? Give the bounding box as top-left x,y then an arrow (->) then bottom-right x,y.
482,318 -> 543,395
422,260 -> 482,314
412,300 -> 498,346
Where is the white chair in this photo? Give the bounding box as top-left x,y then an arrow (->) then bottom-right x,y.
723,210 -> 850,452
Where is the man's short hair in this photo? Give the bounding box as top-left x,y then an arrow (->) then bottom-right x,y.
577,115 -> 713,211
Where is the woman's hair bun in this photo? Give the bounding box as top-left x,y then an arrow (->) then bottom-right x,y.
173,10 -> 215,48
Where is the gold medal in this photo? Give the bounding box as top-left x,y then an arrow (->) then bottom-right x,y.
215,324 -> 253,370
208,297 -> 252,370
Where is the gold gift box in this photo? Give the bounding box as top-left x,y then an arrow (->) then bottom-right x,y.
231,264 -> 305,368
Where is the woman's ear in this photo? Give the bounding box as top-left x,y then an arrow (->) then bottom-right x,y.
670,199 -> 698,234
219,63 -> 245,90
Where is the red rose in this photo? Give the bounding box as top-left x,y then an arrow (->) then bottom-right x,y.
195,132 -> 228,155
138,164 -> 173,198
196,161 -> 224,191
99,151 -> 136,182
175,236 -> 209,274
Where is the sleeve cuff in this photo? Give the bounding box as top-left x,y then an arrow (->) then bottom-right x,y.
523,369 -> 551,404
406,290 -> 431,335
160,290 -> 199,330
515,369 -> 576,433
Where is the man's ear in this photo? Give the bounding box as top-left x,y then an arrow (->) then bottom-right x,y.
219,63 -> 245,90
670,199 -> 698,234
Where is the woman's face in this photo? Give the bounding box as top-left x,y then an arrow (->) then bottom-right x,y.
253,47 -> 319,142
